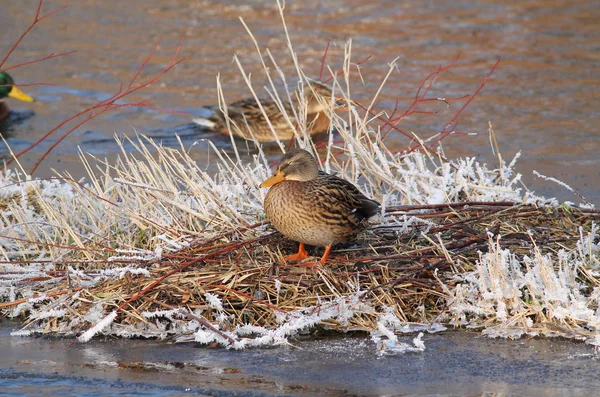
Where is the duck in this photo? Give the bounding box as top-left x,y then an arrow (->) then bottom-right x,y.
193,82 -> 341,142
261,148 -> 380,265
0,71 -> 35,121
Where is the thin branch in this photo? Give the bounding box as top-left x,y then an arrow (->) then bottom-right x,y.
2,50 -> 77,72
1,39 -> 185,174
0,0 -> 67,69
405,57 -> 501,154
319,39 -> 331,82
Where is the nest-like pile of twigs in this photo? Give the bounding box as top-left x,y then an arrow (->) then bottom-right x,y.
9,200 -> 597,344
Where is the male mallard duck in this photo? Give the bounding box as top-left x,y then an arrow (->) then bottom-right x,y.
194,82 -> 341,142
0,71 -> 35,121
261,149 -> 380,265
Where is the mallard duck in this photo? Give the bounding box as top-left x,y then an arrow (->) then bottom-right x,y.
194,82 -> 341,142
0,71 -> 34,121
261,149 -> 380,265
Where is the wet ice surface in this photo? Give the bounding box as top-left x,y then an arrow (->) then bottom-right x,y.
0,374 -> 207,397
1,322 -> 599,397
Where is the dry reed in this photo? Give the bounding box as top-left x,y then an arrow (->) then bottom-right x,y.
1,0 -> 599,350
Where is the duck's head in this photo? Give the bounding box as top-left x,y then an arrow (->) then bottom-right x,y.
303,82 -> 349,114
0,72 -> 35,102
261,149 -> 320,187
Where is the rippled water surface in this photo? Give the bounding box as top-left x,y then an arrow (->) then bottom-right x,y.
2,0 -> 599,202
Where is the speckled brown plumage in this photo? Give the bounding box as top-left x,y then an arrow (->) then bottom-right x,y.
198,83 -> 337,142
261,149 -> 380,265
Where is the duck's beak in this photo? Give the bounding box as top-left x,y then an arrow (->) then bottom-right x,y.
333,97 -> 354,111
9,86 -> 35,102
261,169 -> 286,188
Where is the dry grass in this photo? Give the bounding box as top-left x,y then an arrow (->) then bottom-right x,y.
2,131 -> 599,348
1,0 -> 599,349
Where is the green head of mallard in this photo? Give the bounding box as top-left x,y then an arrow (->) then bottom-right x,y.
0,71 -> 35,102
261,149 -> 319,187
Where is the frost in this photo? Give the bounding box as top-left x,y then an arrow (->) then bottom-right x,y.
142,308 -> 183,321
412,333 -> 426,350
274,279 -> 281,293
77,310 -> 117,343
204,293 -> 224,311
101,266 -> 151,279
1,94 -> 598,350
10,329 -> 32,337
445,228 -> 600,342
30,309 -> 67,320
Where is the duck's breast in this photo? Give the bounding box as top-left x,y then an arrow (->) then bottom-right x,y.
264,179 -> 361,247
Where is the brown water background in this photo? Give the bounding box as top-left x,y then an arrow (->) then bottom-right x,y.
2,0 -> 599,203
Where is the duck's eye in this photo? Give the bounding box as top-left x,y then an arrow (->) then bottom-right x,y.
282,161 -> 294,169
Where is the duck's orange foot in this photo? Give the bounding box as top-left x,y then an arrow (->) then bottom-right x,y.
319,245 -> 332,266
283,243 -> 309,263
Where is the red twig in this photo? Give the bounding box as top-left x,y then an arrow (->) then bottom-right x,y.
29,101 -> 144,174
0,0 -> 68,70
384,200 -> 518,213
113,234 -> 272,314
2,50 -> 77,72
30,38 -> 184,174
154,301 -> 237,344
2,39 -> 185,174
439,57 -> 501,135
209,283 -> 287,313
319,39 -> 331,82
0,288 -> 83,309
330,54 -> 463,151
381,53 -> 463,139
405,57 -> 501,154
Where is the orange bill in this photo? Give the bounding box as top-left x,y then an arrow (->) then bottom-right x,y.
9,85 -> 35,102
260,169 -> 286,188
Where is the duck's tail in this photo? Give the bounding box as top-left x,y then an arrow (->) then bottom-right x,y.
357,196 -> 381,220
192,106 -> 221,129
192,117 -> 217,129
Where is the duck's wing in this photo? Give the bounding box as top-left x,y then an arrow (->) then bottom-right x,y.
311,174 -> 380,224
332,176 -> 380,219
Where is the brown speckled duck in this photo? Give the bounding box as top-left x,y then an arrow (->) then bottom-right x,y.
0,71 -> 34,121
194,82 -> 340,142
261,149 -> 380,265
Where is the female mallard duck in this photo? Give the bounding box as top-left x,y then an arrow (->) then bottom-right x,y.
194,82 -> 340,142
261,149 -> 380,265
0,71 -> 35,121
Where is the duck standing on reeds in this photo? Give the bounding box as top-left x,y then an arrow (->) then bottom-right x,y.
0,72 -> 35,121
261,149 -> 380,265
194,82 -> 340,142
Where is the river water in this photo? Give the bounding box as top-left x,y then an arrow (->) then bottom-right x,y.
1,322 -> 600,397
2,0 -> 600,395
2,0 -> 599,202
